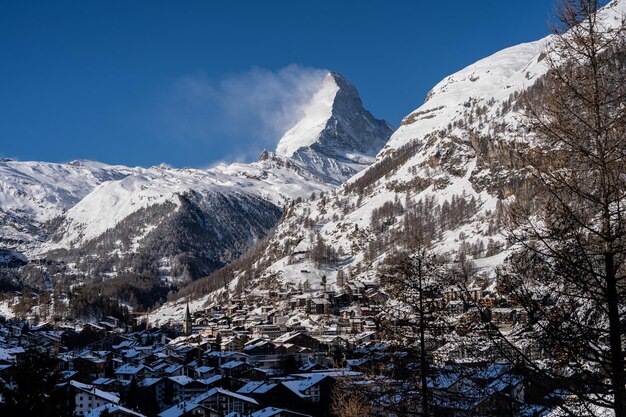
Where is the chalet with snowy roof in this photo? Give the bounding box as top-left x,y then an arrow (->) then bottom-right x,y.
117,347 -> 145,362
220,335 -> 246,352
60,369 -> 79,382
343,281 -> 365,301
237,381 -> 306,412
163,363 -> 186,377
74,354 -> 108,380
191,387 -> 259,415
289,295 -> 308,310
69,380 -> 121,416
239,367 -> 274,382
243,340 -> 276,356
317,335 -> 350,351
307,298 -> 332,315
162,375 -> 209,406
193,365 -> 216,379
91,377 -> 118,390
198,374 -> 224,388
145,361 -> 169,377
252,324 -> 285,339
298,361 -> 328,373
114,363 -> 145,381
345,357 -> 371,372
219,360 -> 253,378
273,332 -> 319,351
281,374 -> 334,404
274,344 -> 312,356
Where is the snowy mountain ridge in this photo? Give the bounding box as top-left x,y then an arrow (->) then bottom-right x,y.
47,156 -> 328,251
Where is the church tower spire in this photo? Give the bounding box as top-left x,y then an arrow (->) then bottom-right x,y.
183,303 -> 192,336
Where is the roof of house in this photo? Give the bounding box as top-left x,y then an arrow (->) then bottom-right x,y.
61,370 -> 78,380
251,383 -> 278,394
273,332 -> 306,344
163,364 -> 183,374
158,402 -> 210,417
115,363 -> 145,375
250,407 -> 289,417
149,362 -> 169,371
237,381 -> 265,394
111,341 -> 135,350
92,377 -> 116,385
282,374 -> 329,397
85,404 -> 146,417
199,374 -> 223,386
206,351 -> 248,358
220,360 -> 248,370
299,361 -> 326,372
69,380 -> 120,404
194,365 -> 214,374
168,375 -> 195,386
192,387 -> 259,405
139,377 -> 162,387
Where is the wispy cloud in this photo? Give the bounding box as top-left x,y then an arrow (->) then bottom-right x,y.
157,65 -> 328,164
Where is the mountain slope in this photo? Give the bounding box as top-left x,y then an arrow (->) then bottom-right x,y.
153,0 -> 626,322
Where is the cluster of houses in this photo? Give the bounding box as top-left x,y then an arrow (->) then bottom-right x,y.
0,278 -> 547,416
0,313 -> 359,417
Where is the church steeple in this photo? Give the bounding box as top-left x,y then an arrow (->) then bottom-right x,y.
183,303 -> 192,336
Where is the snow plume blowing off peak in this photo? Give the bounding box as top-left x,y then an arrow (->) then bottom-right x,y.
274,72 -> 342,157
160,65 -> 329,163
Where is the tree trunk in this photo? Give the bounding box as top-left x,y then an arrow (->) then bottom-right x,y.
418,256 -> 429,417
605,251 -> 626,417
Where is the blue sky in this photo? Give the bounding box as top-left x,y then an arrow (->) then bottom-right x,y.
0,1 -> 556,168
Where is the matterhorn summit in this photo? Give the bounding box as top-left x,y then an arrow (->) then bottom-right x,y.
275,72 -> 394,184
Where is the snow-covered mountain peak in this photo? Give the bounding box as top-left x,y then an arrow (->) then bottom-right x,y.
274,71 -> 394,185
275,72 -> 392,159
